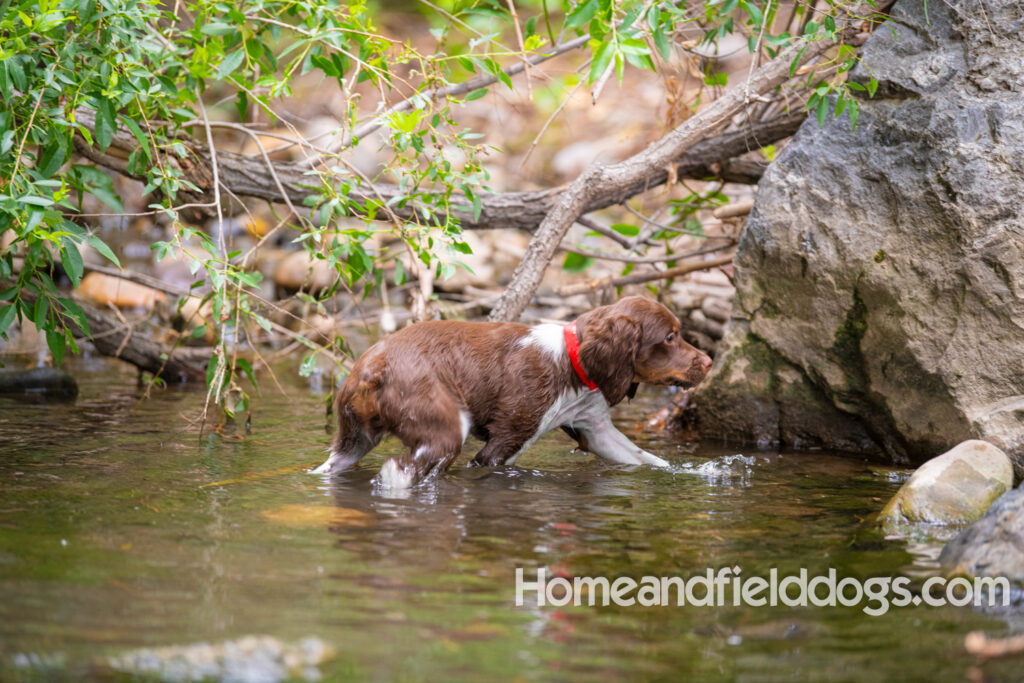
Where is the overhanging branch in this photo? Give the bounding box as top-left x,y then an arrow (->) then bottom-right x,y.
72,109 -> 804,232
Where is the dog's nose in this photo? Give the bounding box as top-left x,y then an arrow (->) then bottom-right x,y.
699,355 -> 712,372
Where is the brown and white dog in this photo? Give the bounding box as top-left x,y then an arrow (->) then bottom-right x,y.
312,296 -> 712,488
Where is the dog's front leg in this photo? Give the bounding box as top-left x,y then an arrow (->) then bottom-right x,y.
573,404 -> 669,467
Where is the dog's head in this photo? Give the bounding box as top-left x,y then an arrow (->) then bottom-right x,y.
576,296 -> 712,405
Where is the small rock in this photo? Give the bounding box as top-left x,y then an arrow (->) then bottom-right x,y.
879,440 -> 1014,530
78,272 -> 167,309
939,486 -> 1024,588
105,634 -> 334,682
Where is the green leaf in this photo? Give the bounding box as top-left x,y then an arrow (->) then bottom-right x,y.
816,95 -> 829,127
200,22 -> 236,36
589,41 -> 615,83
704,72 -> 728,87
789,46 -> 806,77
85,234 -> 121,268
653,25 -> 671,61
121,118 -> 152,163
37,140 -> 68,178
562,252 -> 594,273
71,165 -> 123,212
32,295 -> 48,329
610,223 -> 640,237
46,329 -> 66,366
464,87 -> 488,101
58,298 -> 89,337
743,1 -> 764,27
206,351 -> 220,388
236,358 -> 257,386
0,303 -> 16,339
565,0 -> 598,29
217,48 -> 246,80
59,242 -> 84,288
299,355 -> 316,377
94,98 -> 116,152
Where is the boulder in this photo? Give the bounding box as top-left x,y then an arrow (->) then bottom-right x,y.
695,0 -> 1024,476
939,486 -> 1024,587
879,440 -> 1013,530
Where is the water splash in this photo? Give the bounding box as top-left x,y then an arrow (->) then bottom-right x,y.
675,453 -> 760,486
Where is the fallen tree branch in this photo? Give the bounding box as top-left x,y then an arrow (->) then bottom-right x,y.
17,289 -> 210,382
556,254 -> 735,297
488,1 -> 891,321
70,108 -> 804,232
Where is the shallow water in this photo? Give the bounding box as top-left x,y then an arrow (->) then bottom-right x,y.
0,356 -> 1017,681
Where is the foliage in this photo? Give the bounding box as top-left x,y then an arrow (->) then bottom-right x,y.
0,0 -> 883,415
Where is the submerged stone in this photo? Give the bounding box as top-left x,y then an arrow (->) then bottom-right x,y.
105,635 -> 334,682
0,367 -> 78,401
939,487 -> 1024,588
879,440 -> 1013,531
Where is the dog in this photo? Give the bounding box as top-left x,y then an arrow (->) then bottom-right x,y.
312,296 -> 712,488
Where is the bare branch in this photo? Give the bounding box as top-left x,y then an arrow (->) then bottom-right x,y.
557,254 -> 735,297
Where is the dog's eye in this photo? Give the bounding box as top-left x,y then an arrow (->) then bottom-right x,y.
665,332 -> 675,343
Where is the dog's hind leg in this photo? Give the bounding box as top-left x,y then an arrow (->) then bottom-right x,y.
312,403 -> 381,475
377,392 -> 464,489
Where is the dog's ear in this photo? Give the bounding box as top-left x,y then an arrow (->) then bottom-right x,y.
578,313 -> 642,405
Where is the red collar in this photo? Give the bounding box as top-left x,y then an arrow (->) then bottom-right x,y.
563,321 -> 598,391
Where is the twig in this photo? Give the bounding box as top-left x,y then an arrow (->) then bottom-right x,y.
557,254 -> 735,297
559,241 -> 735,264
576,215 -> 631,248
315,34 -> 591,160
520,77 -> 584,169
504,0 -> 533,99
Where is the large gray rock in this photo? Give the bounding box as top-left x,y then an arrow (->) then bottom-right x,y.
939,486 -> 1024,587
696,0 -> 1024,475
878,440 -> 1013,530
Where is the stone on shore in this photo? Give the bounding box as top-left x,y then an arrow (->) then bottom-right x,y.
879,440 -> 1013,530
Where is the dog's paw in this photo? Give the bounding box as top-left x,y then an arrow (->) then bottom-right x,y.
378,459 -> 415,489
641,451 -> 670,468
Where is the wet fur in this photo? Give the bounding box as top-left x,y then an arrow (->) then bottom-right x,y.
312,297 -> 712,487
